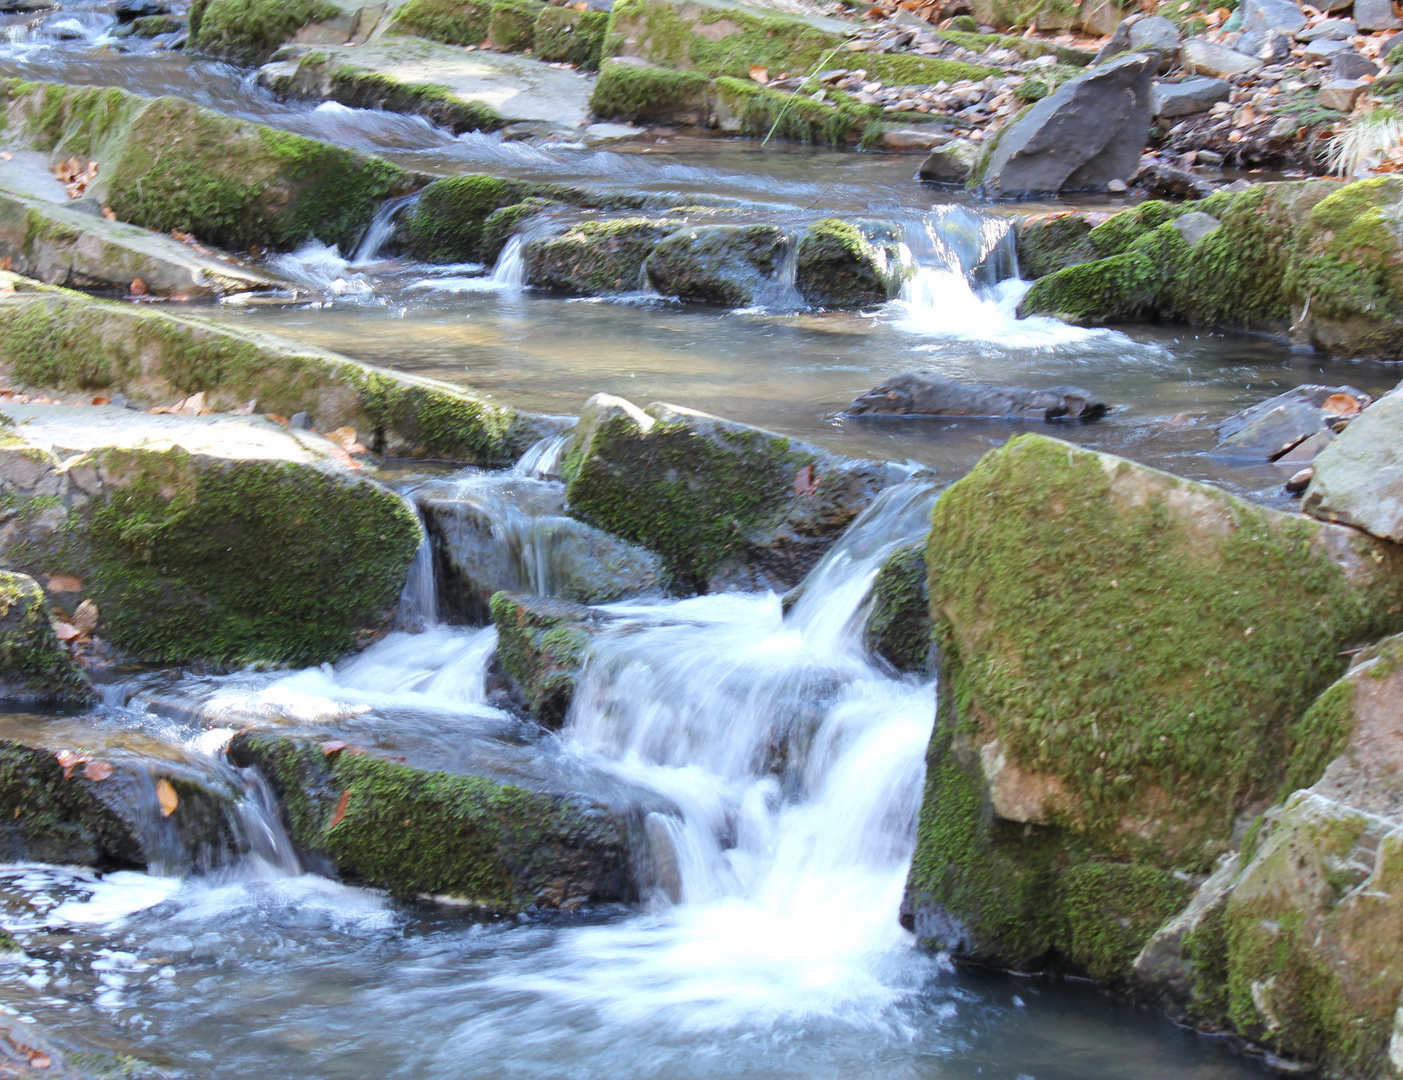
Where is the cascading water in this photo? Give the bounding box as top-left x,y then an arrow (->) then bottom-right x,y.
352,190 -> 423,265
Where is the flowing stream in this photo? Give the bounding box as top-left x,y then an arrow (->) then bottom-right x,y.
0,8 -> 1378,1076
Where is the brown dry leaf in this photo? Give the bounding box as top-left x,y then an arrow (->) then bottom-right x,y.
792,463 -> 818,497
53,622 -> 80,642
83,759 -> 113,781
266,413 -> 289,424
71,599 -> 98,636
1227,130 -> 1243,143
325,427 -> 366,453
55,749 -> 86,779
1322,393 -> 1363,417
156,778 -> 178,818
101,206 -> 116,221
231,398 -> 257,416
320,740 -> 350,755
129,277 -> 148,297
171,230 -> 192,243
0,256 -> 10,273
28,1049 -> 51,1069
174,391 -> 210,415
328,789 -> 352,829
749,65 -> 770,84
91,396 -> 110,406
147,406 -> 175,415
45,573 -> 83,593
0,151 -> 12,161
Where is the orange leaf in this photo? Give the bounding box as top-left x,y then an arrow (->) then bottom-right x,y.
101,206 -> 116,221
1322,393 -> 1362,418
83,760 -> 113,781
749,65 -> 769,84
53,622 -> 79,642
28,1050 -> 51,1069
328,789 -> 352,829
129,278 -> 148,297
55,749 -> 86,778
45,574 -> 83,593
91,396 -> 110,406
792,463 -> 818,497
71,599 -> 98,636
320,740 -> 350,755
156,778 -> 178,818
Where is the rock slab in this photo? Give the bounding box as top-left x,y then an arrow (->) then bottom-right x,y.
1304,388 -> 1403,542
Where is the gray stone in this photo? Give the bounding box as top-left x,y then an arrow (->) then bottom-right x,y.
1318,78 -> 1368,110
1296,17 -> 1355,39
1241,0 -> 1305,33
1092,13 -> 1143,64
845,373 -> 1106,420
1355,0 -> 1401,31
1128,15 -> 1180,67
646,224 -> 791,307
918,139 -> 979,182
1275,428 -> 1334,464
1180,36 -> 1264,77
1151,75 -> 1231,116
1303,36 -> 1351,57
1383,28 -> 1403,56
974,52 -> 1158,198
882,127 -> 951,151
1304,390 -> 1403,542
1214,383 -> 1372,459
1172,210 -> 1221,247
1330,50 -> 1380,80
1237,26 -> 1292,62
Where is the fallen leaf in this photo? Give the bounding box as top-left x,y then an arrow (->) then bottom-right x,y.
101,206 -> 116,221
1322,393 -> 1363,417
792,463 -> 818,497
52,622 -> 79,642
71,599 -> 98,636
130,277 -> 147,297
325,426 -> 358,450
147,406 -> 175,414
55,749 -> 86,778
156,778 -> 178,818
749,65 -> 769,84
91,396 -> 110,406
82,760 -> 113,781
231,398 -> 257,415
26,1049 -> 49,1069
320,739 -> 350,755
0,256 -> 10,273
174,391 -> 210,415
0,151 -> 11,161
266,413 -> 289,425
328,789 -> 352,829
171,230 -> 191,243
45,573 -> 83,593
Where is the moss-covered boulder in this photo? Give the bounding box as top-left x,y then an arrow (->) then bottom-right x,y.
525,217 -> 678,296
1135,634 -> 1403,1078
1,78 -> 409,254
480,197 -> 556,263
230,729 -> 640,909
387,0 -> 492,45
645,223 -> 789,306
795,219 -> 908,308
535,5 -> 609,68
901,433 -> 1403,981
0,280 -> 553,465
0,572 -> 90,703
864,544 -> 932,674
1017,178 -> 1403,359
1304,387 -> 1403,543
189,0 -> 377,65
709,76 -> 875,144
488,0 -> 545,50
490,592 -> 617,726
0,739 -> 140,867
588,60 -> 715,126
562,393 -> 896,593
0,403 -> 422,666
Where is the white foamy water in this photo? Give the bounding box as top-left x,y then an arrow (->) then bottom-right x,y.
267,240 -> 373,295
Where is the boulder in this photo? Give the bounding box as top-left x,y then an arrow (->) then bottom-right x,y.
882,128 -> 951,151
562,394 -> 897,593
1091,12 -> 1146,63
1236,26 -> 1293,62
1150,76 -> 1231,118
1303,36 -> 1351,57
1241,0 -> 1306,33
489,0 -> 545,50
845,372 -> 1107,421
1304,388 -> 1403,542
1356,0 -> 1402,31
387,0 -> 491,45
1318,78 -> 1368,110
525,217 -> 679,296
190,0 -> 382,65
1298,17 -> 1356,38
489,592 -> 615,726
0,402 -> 422,666
794,218 -> 908,306
645,224 -> 791,306
0,278 -> 553,465
972,52 -> 1158,198
1330,51 -> 1381,80
1134,635 -> 1403,1077
918,140 -> 980,183
534,5 -> 609,68
1128,15 -> 1180,67
0,739 -> 141,867
901,433 -> 1403,977
864,544 -> 932,673
1213,384 -> 1372,459
0,571 -> 90,702
1180,37 -> 1263,77
416,475 -> 665,623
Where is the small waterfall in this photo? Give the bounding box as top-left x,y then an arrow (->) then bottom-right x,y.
512,432 -> 572,480
353,191 -> 422,265
489,235 -> 528,287
396,503 -> 438,632
750,229 -> 804,310
6,10 -> 117,45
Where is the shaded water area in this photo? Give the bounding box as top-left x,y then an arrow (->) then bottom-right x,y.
0,10 -> 1394,1079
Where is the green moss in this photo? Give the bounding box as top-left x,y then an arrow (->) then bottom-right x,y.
1277,677 -> 1356,799
65,1052 -> 166,1079
1015,213 -> 1093,279
589,62 -> 713,124
190,0 -> 341,65
645,222 -> 788,305
1018,249 -> 1160,323
489,592 -> 593,725
489,0 -> 545,51
865,543 -> 932,673
400,174 -> 530,263
712,76 -> 874,145
950,14 -> 979,29
1062,862 -> 1191,980
534,5 -> 609,67
0,571 -> 90,701
524,216 -> 677,296
0,740 -> 139,867
387,0 -> 491,44
795,218 -> 903,307
479,198 -> 556,264
324,65 -> 502,134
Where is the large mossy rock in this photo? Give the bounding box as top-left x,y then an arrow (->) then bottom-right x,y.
562,393 -> 895,593
0,403 -> 422,666
864,543 -> 932,674
525,218 -> 678,296
1017,177 -> 1403,359
534,6 -> 609,68
388,0 -> 492,44
0,739 -> 140,867
794,219 -> 907,307
490,591 -> 617,726
1304,387 -> 1403,542
645,223 -> 789,306
2,78 -> 408,253
0,279 -> 552,465
0,572 -> 90,703
1135,634 -> 1403,1078
901,433 -> 1403,980
230,729 -> 641,909
189,0 -> 379,65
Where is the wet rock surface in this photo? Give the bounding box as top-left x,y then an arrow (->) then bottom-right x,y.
1213,383 -> 1372,459
490,591 -> 616,726
846,372 -> 1107,421
1304,386 -> 1403,542
645,223 -> 791,306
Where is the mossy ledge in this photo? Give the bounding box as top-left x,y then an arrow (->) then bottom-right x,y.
901,433 -> 1403,980
189,0 -> 344,65
490,592 -> 612,727
229,730 -> 638,910
0,571 -> 91,703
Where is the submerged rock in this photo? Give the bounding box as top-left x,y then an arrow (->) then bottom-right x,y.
1213,383 -> 1372,459
0,572 -> 90,703
794,219 -> 907,308
563,394 -> 898,594
645,224 -> 790,307
1135,634 -> 1403,1077
973,52 -> 1158,198
0,403 -> 422,666
490,591 -> 615,726
846,373 -> 1106,421
1304,387 -> 1403,542
901,433 -> 1403,980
